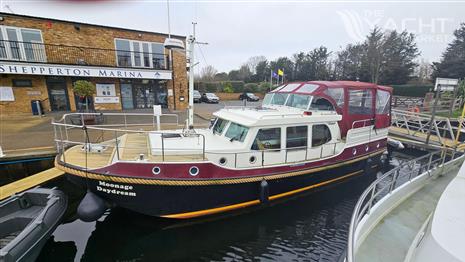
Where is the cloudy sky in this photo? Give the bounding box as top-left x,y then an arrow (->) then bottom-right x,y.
2,0 -> 465,73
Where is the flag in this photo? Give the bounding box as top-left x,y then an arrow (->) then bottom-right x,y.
272,72 -> 278,79
278,69 -> 284,76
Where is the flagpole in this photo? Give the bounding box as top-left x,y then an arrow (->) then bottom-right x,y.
282,69 -> 285,84
270,69 -> 273,88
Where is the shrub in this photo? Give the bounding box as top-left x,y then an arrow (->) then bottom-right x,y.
244,83 -> 259,92
222,82 -> 234,93
391,84 -> 433,98
73,80 -> 95,97
259,82 -> 272,93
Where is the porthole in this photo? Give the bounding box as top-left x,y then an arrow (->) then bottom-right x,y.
152,166 -> 161,175
365,145 -> 369,152
189,166 -> 199,176
352,148 -> 357,155
250,156 -> 257,164
219,157 -> 227,165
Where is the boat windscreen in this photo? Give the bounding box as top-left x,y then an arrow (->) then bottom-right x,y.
213,118 -> 229,135
270,93 -> 289,105
285,94 -> 311,109
262,93 -> 273,105
225,123 -> 249,142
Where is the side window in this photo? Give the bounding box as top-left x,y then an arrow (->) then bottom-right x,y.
349,89 -> 373,114
376,90 -> 391,114
252,128 -> 281,150
324,88 -> 345,108
310,97 -> 335,111
287,126 -> 308,148
312,125 -> 332,147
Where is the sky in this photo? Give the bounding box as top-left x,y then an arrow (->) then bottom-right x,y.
2,0 -> 465,73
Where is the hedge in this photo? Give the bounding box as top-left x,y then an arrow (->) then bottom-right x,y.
391,84 -> 433,98
195,81 -> 245,93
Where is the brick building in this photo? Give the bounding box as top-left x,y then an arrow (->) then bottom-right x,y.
0,13 -> 188,114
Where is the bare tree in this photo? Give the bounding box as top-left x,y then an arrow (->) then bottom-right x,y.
199,65 -> 218,81
414,59 -> 433,84
246,56 -> 267,74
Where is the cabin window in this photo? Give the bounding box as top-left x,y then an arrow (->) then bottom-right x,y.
376,90 -> 390,114
252,128 -> 281,150
279,83 -> 301,92
225,123 -> 249,142
285,94 -> 311,109
312,125 -> 332,147
348,89 -> 373,115
296,84 -> 319,93
286,126 -> 308,148
271,85 -> 285,92
309,97 -> 335,111
262,93 -> 273,105
213,118 -> 229,135
324,88 -> 345,107
270,93 -> 289,105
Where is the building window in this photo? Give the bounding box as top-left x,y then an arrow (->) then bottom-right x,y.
252,128 -> 281,150
287,126 -> 307,148
114,38 -> 165,69
0,26 -> 45,62
312,125 -> 331,147
12,79 -> 32,87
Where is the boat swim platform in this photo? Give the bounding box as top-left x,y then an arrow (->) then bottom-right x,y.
355,165 -> 460,262
389,126 -> 465,151
60,133 -> 204,169
0,167 -> 64,201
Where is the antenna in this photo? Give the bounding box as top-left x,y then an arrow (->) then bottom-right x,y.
166,0 -> 171,37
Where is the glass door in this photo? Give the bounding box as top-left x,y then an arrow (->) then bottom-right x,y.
46,78 -> 70,111
134,84 -> 155,109
121,83 -> 134,109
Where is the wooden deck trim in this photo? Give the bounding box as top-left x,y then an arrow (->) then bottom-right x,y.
0,168 -> 64,200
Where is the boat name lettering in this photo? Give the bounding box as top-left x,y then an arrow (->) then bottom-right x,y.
98,181 -> 133,190
96,181 -> 136,197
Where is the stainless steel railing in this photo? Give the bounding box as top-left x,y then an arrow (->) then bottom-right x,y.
346,149 -> 462,262
391,109 -> 458,146
52,112 -> 382,168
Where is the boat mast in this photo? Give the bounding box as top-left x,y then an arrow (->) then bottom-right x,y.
187,22 -> 197,129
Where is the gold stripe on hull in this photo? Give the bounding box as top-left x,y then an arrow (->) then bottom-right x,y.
162,170 -> 363,219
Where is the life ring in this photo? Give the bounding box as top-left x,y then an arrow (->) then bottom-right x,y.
409,106 -> 420,113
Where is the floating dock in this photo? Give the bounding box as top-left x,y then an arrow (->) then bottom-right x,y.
0,167 -> 64,200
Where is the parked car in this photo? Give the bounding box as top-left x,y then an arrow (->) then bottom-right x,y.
193,90 -> 202,103
239,92 -> 260,102
202,93 -> 220,103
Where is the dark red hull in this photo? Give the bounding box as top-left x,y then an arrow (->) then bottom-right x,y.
58,142 -> 385,219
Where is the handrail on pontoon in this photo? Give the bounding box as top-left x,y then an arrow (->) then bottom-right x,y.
346,148 -> 462,262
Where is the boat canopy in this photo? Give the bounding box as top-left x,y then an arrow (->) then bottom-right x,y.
263,81 -> 392,137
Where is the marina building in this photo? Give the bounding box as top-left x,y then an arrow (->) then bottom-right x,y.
0,13 -> 188,114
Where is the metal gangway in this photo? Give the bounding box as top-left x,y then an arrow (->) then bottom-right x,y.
390,109 -> 465,150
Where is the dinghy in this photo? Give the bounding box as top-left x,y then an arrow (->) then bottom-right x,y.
0,187 -> 67,262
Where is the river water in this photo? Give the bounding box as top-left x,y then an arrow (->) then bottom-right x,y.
35,149 -> 426,262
